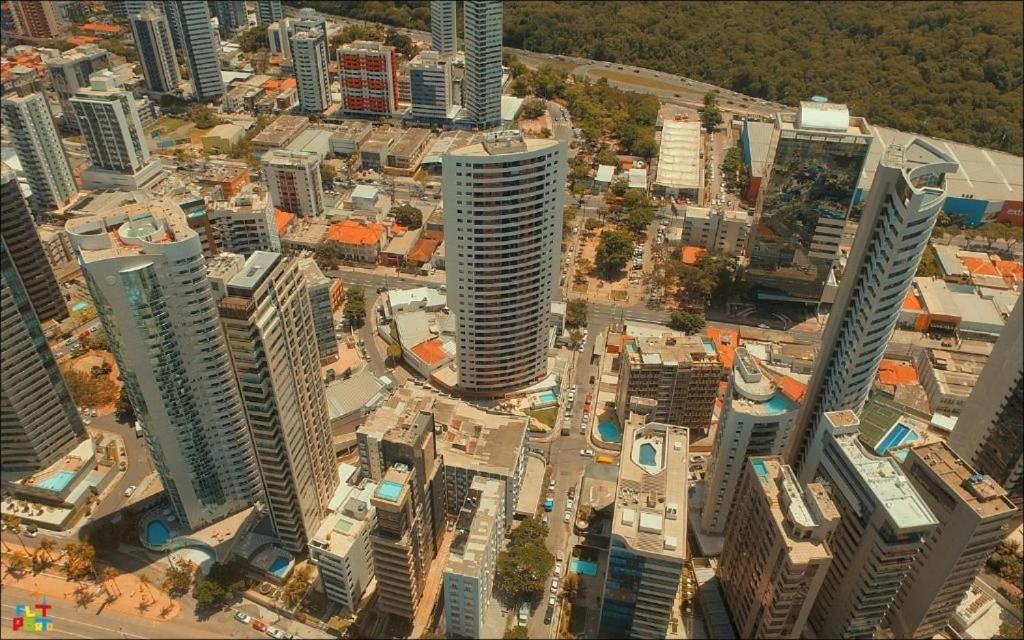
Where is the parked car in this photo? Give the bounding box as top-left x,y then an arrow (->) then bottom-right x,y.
580,449 -> 594,457
25,529 -> 38,538
124,485 -> 136,498
548,480 -> 556,491
551,579 -> 559,593
234,612 -> 253,624
252,620 -> 268,632
563,512 -> 571,523
266,627 -> 286,639
557,550 -> 564,562
518,603 -> 530,626
554,562 -> 563,577
544,605 -> 555,624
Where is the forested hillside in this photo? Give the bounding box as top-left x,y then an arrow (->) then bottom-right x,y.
305,1 -> 1023,155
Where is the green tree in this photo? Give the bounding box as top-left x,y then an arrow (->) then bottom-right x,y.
595,230 -> 633,277
343,287 -> 367,327
521,99 -> 547,120
188,105 -> 222,130
669,311 -> 706,334
59,365 -> 117,407
495,517 -> 554,604
916,247 -> 939,277
162,559 -> 195,597
700,92 -> 723,132
504,627 -> 531,639
978,221 -> 1023,251
115,389 -> 136,424
995,619 -> 1024,640
320,164 -> 337,189
6,551 -> 31,576
385,28 -> 419,59
393,203 -> 424,229
193,579 -> 227,605
237,25 -> 268,52
565,299 -> 588,328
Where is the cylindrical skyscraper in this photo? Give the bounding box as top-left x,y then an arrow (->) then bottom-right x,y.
443,131 -> 566,396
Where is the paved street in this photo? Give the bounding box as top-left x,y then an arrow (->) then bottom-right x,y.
91,415 -> 154,522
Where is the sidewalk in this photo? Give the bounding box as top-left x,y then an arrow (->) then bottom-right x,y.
1,553 -> 182,622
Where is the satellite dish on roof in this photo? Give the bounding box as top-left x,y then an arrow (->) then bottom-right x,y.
811,96 -> 828,103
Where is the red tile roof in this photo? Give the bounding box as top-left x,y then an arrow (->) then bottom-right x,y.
412,339 -> 449,365
681,245 -> 707,265
327,219 -> 384,246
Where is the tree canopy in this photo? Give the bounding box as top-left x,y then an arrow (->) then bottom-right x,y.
343,286 -> 367,327
495,517 -> 554,604
669,311 -> 706,335
565,299 -> 588,328
393,203 -> 424,229
595,229 -> 633,278
310,1 -> 1023,155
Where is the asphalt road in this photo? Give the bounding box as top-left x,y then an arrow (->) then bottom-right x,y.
91,414 -> 154,522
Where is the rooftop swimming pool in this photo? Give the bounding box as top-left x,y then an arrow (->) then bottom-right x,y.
376,480 -> 404,501
268,555 -> 290,577
639,443 -> 657,466
71,301 -> 90,313
753,459 -> 769,482
572,559 -> 599,576
702,339 -> 717,356
537,390 -> 557,404
597,420 -> 622,443
33,470 -> 75,492
146,519 -> 171,546
763,394 -> 796,415
876,423 -> 918,456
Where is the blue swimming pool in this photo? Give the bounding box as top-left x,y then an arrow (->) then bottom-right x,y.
764,394 -> 795,415
71,301 -> 90,312
639,443 -> 657,466
702,339 -> 717,356
753,459 -> 769,482
572,559 -> 599,576
876,423 -> 913,455
376,480 -> 404,501
538,390 -> 557,404
597,420 -> 622,443
268,555 -> 290,577
34,470 -> 75,492
146,519 -> 171,546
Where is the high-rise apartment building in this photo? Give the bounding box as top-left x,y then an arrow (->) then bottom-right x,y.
443,132 -> 566,395
789,139 -> 958,482
598,413 -> 688,639
10,1 -> 65,38
296,257 -> 340,363
0,237 -> 84,473
888,443 -> 1018,639
164,1 -> 224,102
409,50 -> 455,122
262,149 -> 324,217
747,99 -> 873,303
614,333 -> 721,430
443,476 -> 505,640
1,90 -> 77,213
430,0 -> 457,55
948,297 -> 1023,508
267,18 -> 293,61
462,0 -> 502,129
0,163 -> 67,323
72,71 -> 162,190
338,41 -> 399,116
700,348 -> 801,535
108,0 -> 155,21
256,0 -> 282,25
363,408 -> 446,622
718,456 -> 838,639
308,469 -> 377,613
131,5 -> 182,94
44,44 -> 111,131
211,0 -> 247,33
219,252 -> 339,552
806,411 -> 938,639
66,199 -> 262,531
292,29 -> 331,113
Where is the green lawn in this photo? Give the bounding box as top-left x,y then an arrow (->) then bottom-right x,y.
526,407 -> 559,428
147,116 -> 188,133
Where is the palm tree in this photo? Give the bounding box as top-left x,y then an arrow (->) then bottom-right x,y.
137,573 -> 153,602
561,573 -> 581,601
2,514 -> 28,554
38,537 -> 58,564
103,567 -> 121,596
5,551 -> 31,576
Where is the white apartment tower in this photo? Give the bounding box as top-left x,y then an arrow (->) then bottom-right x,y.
443,476 -> 506,639
788,139 -> 959,483
256,0 -> 282,26
291,29 -> 331,113
0,91 -> 76,212
701,348 -> 802,535
948,296 -> 1023,508
409,50 -> 455,122
219,252 -> 339,552
71,71 -> 162,190
430,0 -> 457,55
131,5 -> 181,94
44,44 -> 110,131
262,149 -> 324,218
443,132 -> 566,396
718,456 -> 838,639
1,237 -> 85,473
164,1 -> 224,102
889,443 -> 1018,639
462,0 -> 503,129
66,199 -> 262,531
807,411 -> 938,639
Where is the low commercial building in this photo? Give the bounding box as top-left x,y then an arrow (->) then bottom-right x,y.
679,207 -> 752,256
593,164 -> 615,193
192,161 -> 250,200
911,277 -> 1017,339
718,456 -> 838,639
202,123 -> 245,155
614,332 -> 722,431
325,220 -> 387,264
280,217 -> 331,252
251,113 -> 310,153
599,413 -> 688,639
387,127 -> 432,174
380,226 -> 423,267
387,286 -> 447,314
914,347 -> 987,416
443,476 -> 505,640
653,120 -> 701,198
308,465 -> 378,612
324,372 -> 395,455
328,119 -> 373,156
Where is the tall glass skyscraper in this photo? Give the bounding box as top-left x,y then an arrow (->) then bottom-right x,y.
747,99 -> 872,304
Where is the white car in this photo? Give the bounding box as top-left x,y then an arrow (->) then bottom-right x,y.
578,343 -> 585,353
25,529 -> 38,538
554,562 -> 563,577
549,596 -> 557,607
563,512 -> 571,523
551,579 -> 559,593
548,480 -> 556,491
758,323 -> 770,329
567,499 -> 574,510
266,627 -> 286,640
234,612 -> 253,624
580,449 -> 594,457
124,485 -> 137,498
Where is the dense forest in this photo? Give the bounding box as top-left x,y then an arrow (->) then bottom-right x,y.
305,1 -> 1023,155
